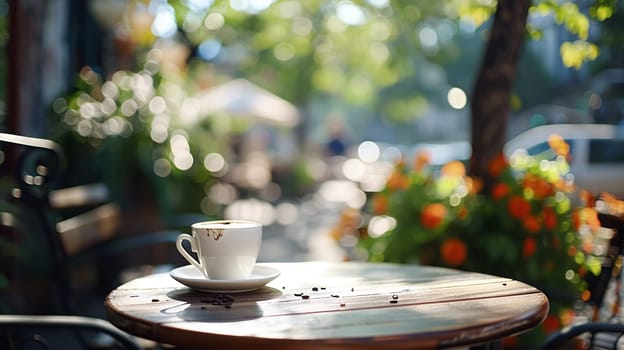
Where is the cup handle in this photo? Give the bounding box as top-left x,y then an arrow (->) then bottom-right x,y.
176,233 -> 205,276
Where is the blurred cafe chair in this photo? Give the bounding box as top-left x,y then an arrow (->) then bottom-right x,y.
0,314 -> 142,350
583,194 -> 624,322
540,322 -> 624,349
0,132 -> 181,315
542,195 -> 624,349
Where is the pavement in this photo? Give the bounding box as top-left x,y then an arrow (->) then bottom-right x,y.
258,202 -> 348,263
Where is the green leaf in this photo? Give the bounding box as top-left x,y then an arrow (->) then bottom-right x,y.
586,256 -> 602,276
560,41 -> 599,69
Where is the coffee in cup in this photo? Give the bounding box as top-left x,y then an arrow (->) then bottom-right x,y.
175,220 -> 262,280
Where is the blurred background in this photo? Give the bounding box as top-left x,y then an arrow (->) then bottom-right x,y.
2,4 -> 624,347
2,0 -> 624,265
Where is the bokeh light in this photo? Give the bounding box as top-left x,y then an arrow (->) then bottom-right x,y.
153,158 -> 172,177
204,152 -> 228,176
230,0 -> 275,14
151,4 -> 177,38
274,42 -> 295,61
357,141 -> 380,163
225,198 -> 275,225
317,180 -> 366,208
198,39 -> 222,61
419,26 -> 438,49
336,2 -> 366,26
447,87 -> 467,110
368,215 -> 397,238
170,133 -> 194,171
342,158 -> 366,182
275,202 -> 299,225
207,182 -> 238,205
204,12 -> 225,30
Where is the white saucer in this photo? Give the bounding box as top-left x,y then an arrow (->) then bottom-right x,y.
169,264 -> 280,293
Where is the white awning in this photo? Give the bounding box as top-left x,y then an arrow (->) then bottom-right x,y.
193,79 -> 300,128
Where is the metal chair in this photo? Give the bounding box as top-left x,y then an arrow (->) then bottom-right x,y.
540,322 -> 624,349
0,132 -> 181,314
0,314 -> 142,350
542,200 -> 624,350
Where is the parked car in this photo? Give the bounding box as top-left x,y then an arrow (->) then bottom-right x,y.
504,123 -> 624,196
507,104 -> 594,139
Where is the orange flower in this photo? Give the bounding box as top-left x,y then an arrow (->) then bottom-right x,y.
541,314 -> 561,333
386,171 -> 409,191
440,238 -> 467,267
488,153 -> 508,178
465,177 -> 481,194
548,134 -> 570,156
560,309 -> 577,327
372,194 -> 388,215
413,150 -> 431,172
420,203 -> 447,230
522,237 -> 537,258
581,207 -> 601,231
491,182 -> 510,200
571,210 -> 581,230
441,160 -> 465,177
543,207 -> 558,230
582,238 -> 594,254
581,290 -> 591,302
523,216 -> 541,233
572,207 -> 601,231
580,189 -> 597,207
523,175 -> 554,199
508,196 -> 531,220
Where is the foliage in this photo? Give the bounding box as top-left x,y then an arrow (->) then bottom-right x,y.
167,0 -> 465,124
49,62 -> 231,219
360,135 -> 604,344
456,0 -> 617,69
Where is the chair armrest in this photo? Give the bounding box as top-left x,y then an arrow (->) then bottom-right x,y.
49,183 -> 110,209
0,314 -> 142,350
540,322 -> 624,349
67,229 -> 181,265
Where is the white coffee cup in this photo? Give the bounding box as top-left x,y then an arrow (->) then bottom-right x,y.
175,220 -> 262,280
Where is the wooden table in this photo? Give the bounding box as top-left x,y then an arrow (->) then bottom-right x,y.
105,261 -> 549,349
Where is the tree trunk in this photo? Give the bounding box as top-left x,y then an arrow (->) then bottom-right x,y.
469,0 -> 531,191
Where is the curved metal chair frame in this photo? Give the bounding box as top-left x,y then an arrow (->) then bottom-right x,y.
540,322 -> 624,349
0,315 -> 142,350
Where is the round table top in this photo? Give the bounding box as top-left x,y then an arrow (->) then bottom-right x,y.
105,261 -> 549,350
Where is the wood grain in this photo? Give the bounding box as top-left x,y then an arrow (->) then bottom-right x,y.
105,261 -> 548,349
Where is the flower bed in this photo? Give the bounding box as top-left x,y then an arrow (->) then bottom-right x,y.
358,135 -> 605,346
